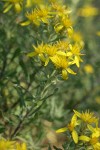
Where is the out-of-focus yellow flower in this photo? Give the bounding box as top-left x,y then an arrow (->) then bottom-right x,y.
50,55 -> 76,79
96,31 -> 100,36
72,32 -> 84,47
21,6 -> 52,26
84,64 -> 94,74
72,32 -> 83,42
73,110 -> 98,124
52,3 -> 71,18
78,6 -> 98,17
2,0 -> 23,13
56,114 -> 80,143
95,96 -> 100,104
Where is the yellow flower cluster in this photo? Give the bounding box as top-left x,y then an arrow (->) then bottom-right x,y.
2,0 -> 84,79
21,5 -> 52,26
0,139 -> 27,150
28,41 -> 83,79
56,110 -> 100,149
78,5 -> 99,17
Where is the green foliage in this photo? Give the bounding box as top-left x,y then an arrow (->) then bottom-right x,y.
0,0 -> 100,149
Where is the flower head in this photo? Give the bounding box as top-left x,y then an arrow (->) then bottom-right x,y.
21,5 -> 52,26
73,110 -> 98,124
0,139 -> 15,150
52,3 -> 71,18
50,55 -> 76,79
0,139 -> 27,150
56,114 -> 80,143
67,44 -> 83,67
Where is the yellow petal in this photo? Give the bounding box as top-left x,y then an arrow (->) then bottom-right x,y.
15,3 -> 21,13
67,68 -> 76,75
54,24 -> 63,33
26,0 -> 32,8
87,124 -> 95,132
39,54 -> 45,62
44,58 -> 49,66
67,27 -> 73,37
71,114 -> 77,125
62,69 -> 68,80
20,21 -> 31,26
73,110 -> 81,118
75,56 -> 80,67
56,51 -> 67,56
72,130 -> 78,143
56,127 -> 68,133
79,135 -> 90,142
66,52 -> 72,56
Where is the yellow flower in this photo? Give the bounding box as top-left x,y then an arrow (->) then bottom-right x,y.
2,0 -> 23,13
21,6 -> 52,26
62,17 -> 72,28
79,125 -> 100,149
56,40 -> 69,51
89,126 -> 100,150
73,110 -> 98,124
84,64 -> 94,74
54,18 -> 72,33
90,137 -> 100,150
72,32 -> 84,47
52,3 -> 71,18
50,55 -> 76,79
27,43 -> 46,62
0,139 -> 27,150
0,139 -> 15,150
44,44 -> 58,66
96,31 -> 100,36
78,6 -> 98,17
88,125 -> 100,138
27,42 -> 67,66
56,114 -> 80,143
67,44 -> 83,67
